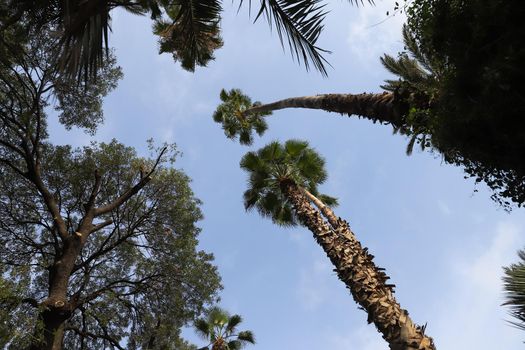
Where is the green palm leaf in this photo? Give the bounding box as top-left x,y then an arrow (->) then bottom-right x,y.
503,249 -> 525,331
154,0 -> 223,72
241,140 -> 336,226
242,0 -> 329,75
59,0 -> 148,79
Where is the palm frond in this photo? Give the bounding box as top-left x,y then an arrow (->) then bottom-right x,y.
241,140 -> 335,227
59,0 -> 147,80
194,318 -> 211,339
237,330 -> 255,344
503,249 -> 525,330
154,0 -> 223,71
380,25 -> 437,92
212,89 -> 269,145
247,0 -> 329,75
227,314 -> 242,333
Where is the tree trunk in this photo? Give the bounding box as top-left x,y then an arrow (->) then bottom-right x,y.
29,237 -> 83,350
244,92 -> 407,127
280,180 -> 435,350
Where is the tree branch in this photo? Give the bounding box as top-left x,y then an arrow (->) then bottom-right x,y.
93,147 -> 166,217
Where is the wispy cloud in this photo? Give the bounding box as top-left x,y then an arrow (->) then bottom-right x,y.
432,220 -> 524,349
347,0 -> 406,66
297,257 -> 332,310
323,325 -> 385,350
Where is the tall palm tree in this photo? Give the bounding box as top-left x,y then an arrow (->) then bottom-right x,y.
194,307 -> 255,350
503,249 -> 525,331
213,25 -> 438,154
240,139 -> 435,350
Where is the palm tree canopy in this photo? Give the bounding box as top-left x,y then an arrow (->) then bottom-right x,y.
212,89 -> 270,145
240,140 -> 337,226
503,249 -> 525,331
194,306 -> 255,350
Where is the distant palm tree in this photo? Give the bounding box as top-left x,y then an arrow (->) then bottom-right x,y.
240,139 -> 435,350
503,249 -> 525,331
194,307 -> 255,350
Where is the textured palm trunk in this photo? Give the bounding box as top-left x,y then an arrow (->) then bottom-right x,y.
243,92 -> 407,127
280,180 -> 435,350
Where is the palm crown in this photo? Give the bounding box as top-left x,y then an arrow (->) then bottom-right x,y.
240,140 -> 337,226
213,89 -> 269,145
194,307 -> 255,350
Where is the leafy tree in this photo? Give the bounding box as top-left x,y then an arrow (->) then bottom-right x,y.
194,307 -> 255,350
240,140 -> 435,350
0,0 -> 374,78
0,18 -> 221,350
213,12 -> 525,208
503,249 -> 525,332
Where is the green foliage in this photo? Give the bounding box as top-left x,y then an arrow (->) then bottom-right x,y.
194,306 -> 255,350
240,140 -> 337,226
402,0 -> 525,208
0,139 -> 223,348
250,0 -> 329,75
0,0 -> 340,79
503,249 -> 525,331
213,89 -> 269,145
0,20 -> 221,348
152,0 -> 223,72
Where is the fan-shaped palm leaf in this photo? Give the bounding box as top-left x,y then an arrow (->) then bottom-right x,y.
240,140 -> 336,226
213,89 -> 269,145
193,307 -> 255,350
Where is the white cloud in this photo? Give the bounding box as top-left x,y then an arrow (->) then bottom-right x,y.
347,0 -> 406,66
323,325 -> 385,350
437,200 -> 452,216
432,221 -> 524,349
297,257 -> 332,310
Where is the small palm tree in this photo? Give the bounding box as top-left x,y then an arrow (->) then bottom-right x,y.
240,140 -> 435,350
503,249 -> 525,331
194,307 -> 255,350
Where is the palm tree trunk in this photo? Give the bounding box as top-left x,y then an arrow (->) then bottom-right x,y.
280,180 -> 435,350
243,92 -> 406,127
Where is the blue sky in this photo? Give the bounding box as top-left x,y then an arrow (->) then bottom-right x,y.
49,1 -> 525,349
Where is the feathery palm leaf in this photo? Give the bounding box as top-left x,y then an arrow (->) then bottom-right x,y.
251,0 -> 329,75
240,140 -> 336,226
503,249 -> 525,331
380,25 -> 436,92
213,89 -> 269,145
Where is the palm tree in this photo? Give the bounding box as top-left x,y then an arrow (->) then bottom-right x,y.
194,307 -> 255,350
213,25 -> 438,153
240,139 -> 435,350
503,249 -> 525,331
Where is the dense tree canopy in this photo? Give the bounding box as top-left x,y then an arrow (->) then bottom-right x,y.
404,0 -> 525,208
0,17 -> 221,350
